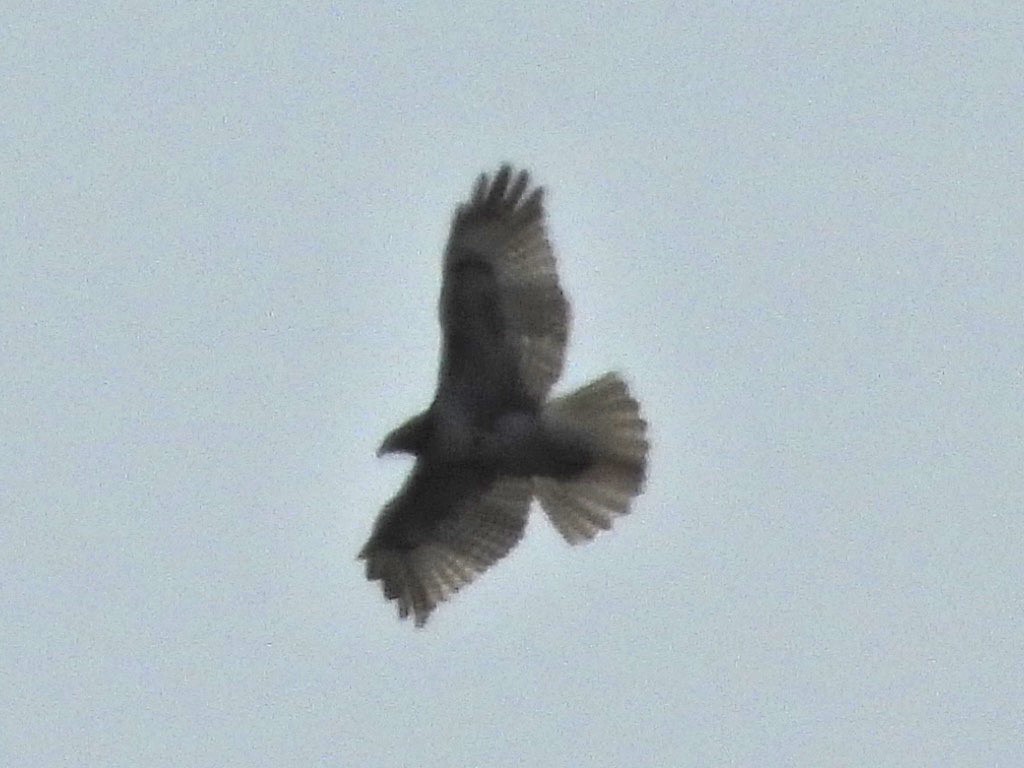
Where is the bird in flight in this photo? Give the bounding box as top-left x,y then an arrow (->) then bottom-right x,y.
360,165 -> 649,626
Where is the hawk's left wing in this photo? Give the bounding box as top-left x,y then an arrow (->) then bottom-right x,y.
437,166 -> 571,409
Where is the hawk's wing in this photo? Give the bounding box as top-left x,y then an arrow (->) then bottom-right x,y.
437,166 -> 570,409
359,464 -> 532,626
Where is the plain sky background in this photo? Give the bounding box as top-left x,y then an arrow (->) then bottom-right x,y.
3,3 -> 1022,766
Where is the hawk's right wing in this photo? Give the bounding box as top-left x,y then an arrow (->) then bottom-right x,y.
359,463 -> 532,626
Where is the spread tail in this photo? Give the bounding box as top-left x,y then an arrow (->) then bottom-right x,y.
535,373 -> 649,544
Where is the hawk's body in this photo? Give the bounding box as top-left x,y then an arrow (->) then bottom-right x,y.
360,166 -> 648,625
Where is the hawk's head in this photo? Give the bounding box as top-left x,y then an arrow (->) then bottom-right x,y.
377,411 -> 431,457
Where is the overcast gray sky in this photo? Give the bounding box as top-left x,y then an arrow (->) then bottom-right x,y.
3,3 -> 1022,766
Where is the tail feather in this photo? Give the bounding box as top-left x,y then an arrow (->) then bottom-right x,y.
535,373 -> 649,544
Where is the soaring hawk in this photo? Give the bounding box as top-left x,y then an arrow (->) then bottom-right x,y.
360,166 -> 648,626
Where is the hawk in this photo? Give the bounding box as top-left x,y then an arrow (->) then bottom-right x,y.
360,165 -> 649,625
